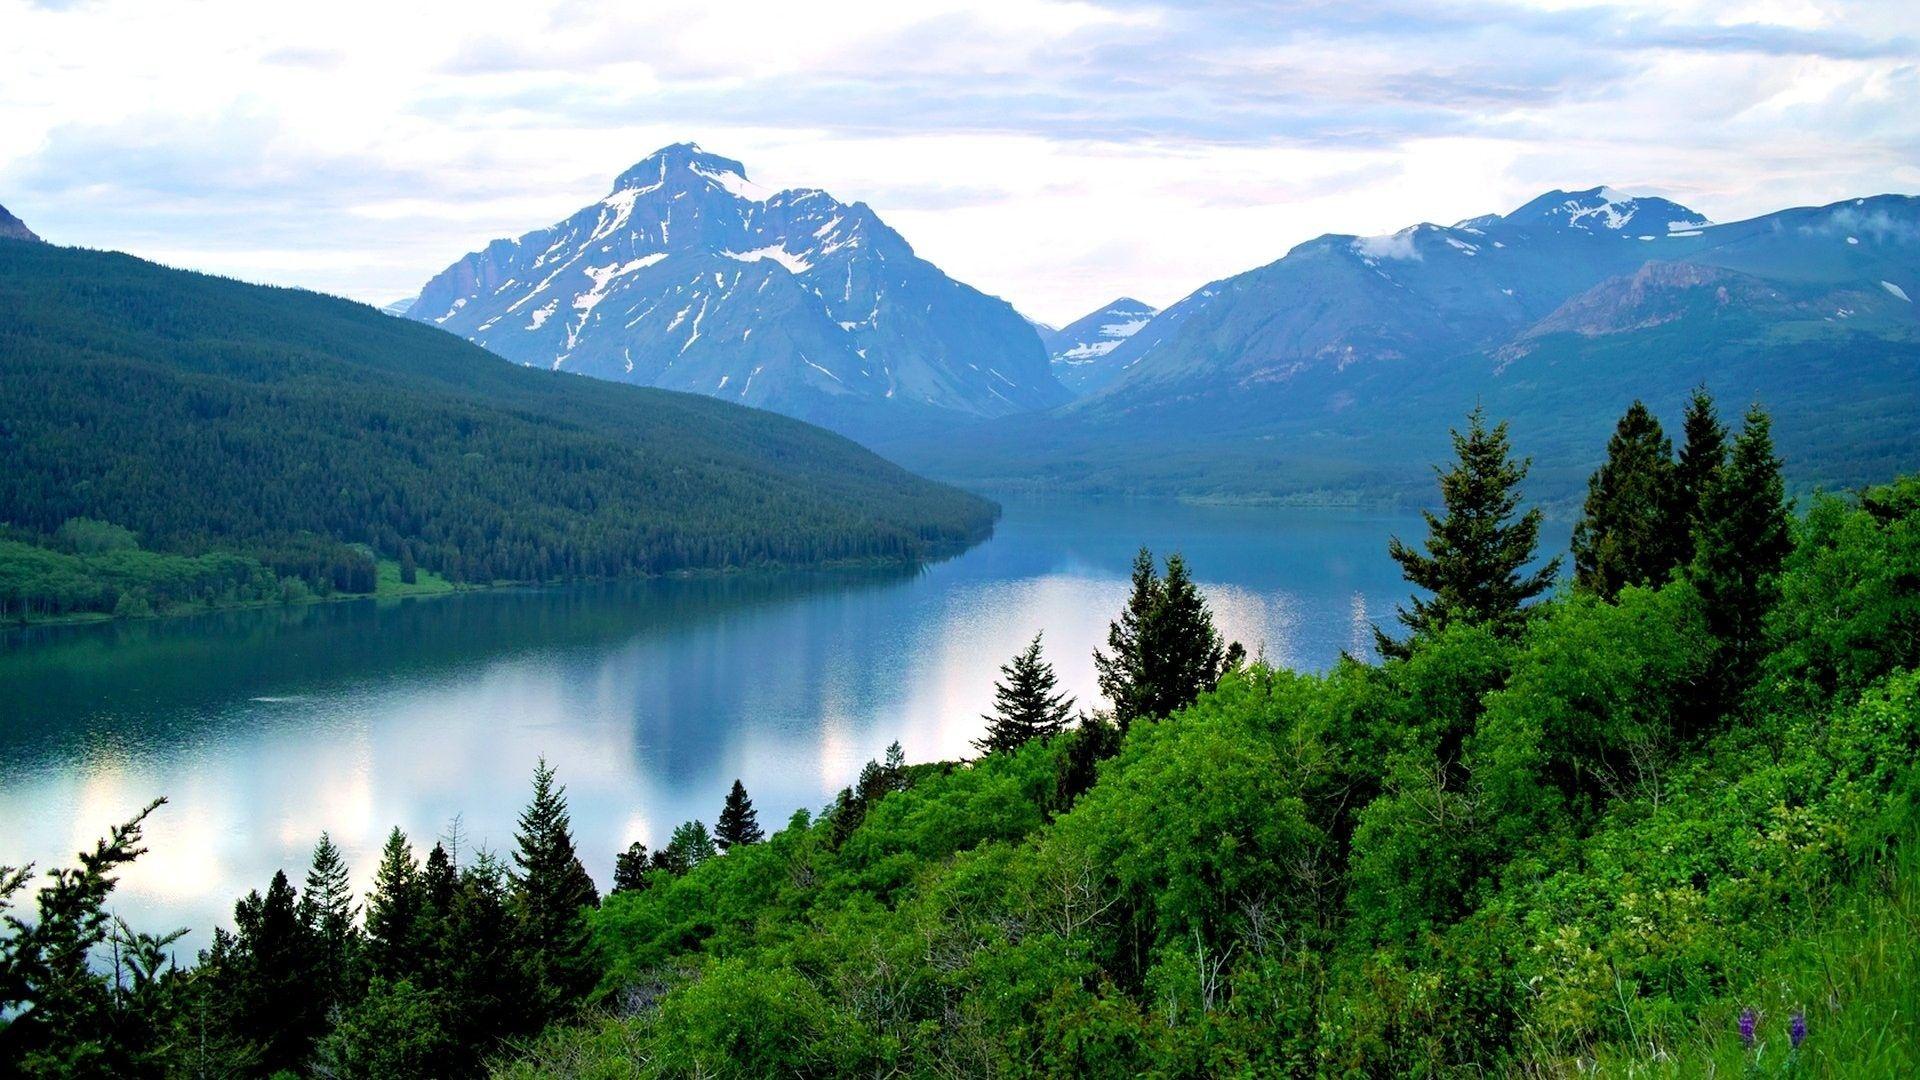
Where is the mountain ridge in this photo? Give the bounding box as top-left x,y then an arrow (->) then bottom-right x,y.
876,188 -> 1920,505
409,143 -> 1066,441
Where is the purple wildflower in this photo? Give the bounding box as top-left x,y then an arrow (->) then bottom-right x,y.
1739,1007 -> 1758,1047
1790,1012 -> 1807,1049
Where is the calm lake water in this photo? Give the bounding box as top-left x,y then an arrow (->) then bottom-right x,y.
0,498 -> 1567,947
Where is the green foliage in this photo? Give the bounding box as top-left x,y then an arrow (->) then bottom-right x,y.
1572,399 -> 1682,598
1381,405 -> 1559,656
715,781 -> 764,851
1095,549 -> 1241,728
9,424 -> 1919,1078
974,632 -> 1075,754
512,760 -> 601,1023
1691,403 -> 1794,708
313,978 -> 458,1080
0,241 -> 996,601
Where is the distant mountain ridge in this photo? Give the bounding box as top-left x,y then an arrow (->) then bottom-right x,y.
879,187 -> 1920,505
0,203 -> 39,242
1039,297 -> 1158,394
410,143 -> 1065,440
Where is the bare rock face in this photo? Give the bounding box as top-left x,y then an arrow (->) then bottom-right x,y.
0,203 -> 41,242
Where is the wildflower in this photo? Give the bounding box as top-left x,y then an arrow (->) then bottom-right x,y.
1739,1007 -> 1757,1047
1790,1011 -> 1807,1049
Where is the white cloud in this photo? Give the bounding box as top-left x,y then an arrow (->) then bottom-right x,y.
1,0 -> 1915,325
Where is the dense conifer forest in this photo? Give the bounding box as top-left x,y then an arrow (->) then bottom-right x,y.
5,396 -> 1918,1077
0,240 -> 997,621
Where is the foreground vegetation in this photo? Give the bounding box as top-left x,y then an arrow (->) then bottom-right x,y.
0,239 -> 997,621
4,394 -> 1916,1076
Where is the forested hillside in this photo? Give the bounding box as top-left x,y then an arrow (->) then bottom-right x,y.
0,239 -> 996,620
6,396 -> 1916,1076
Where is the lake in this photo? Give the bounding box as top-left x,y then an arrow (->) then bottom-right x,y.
0,498 -> 1566,947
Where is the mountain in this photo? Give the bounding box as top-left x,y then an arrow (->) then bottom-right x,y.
879,188 -> 1920,504
0,203 -> 39,242
381,296 -> 416,317
409,143 -> 1066,440
0,238 -> 998,602
1040,297 -> 1158,395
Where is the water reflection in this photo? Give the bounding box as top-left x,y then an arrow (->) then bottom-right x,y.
0,499 -> 1565,947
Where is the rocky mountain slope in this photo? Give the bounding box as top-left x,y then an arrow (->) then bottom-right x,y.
409,144 -> 1065,440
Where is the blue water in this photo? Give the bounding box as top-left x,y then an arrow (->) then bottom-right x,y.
0,498 -> 1564,946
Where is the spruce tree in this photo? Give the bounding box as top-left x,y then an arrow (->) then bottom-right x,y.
225,870 -> 326,1073
1379,406 -> 1559,657
362,827 -> 423,983
440,852 -> 534,1057
611,842 -> 651,893
1571,400 -> 1678,599
715,780 -> 765,851
1670,386 -> 1728,550
298,831 -> 359,1010
1095,548 -> 1161,727
1095,549 -> 1241,728
974,632 -> 1075,755
1689,404 -> 1792,711
511,758 -> 601,1019
1154,555 -> 1242,708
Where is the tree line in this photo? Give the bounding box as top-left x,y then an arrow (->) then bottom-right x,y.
7,388 -> 1918,1076
0,240 -> 998,619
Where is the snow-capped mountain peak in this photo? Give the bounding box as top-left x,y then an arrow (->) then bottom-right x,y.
409,144 -> 1063,437
1505,186 -> 1711,234
1042,296 -> 1160,394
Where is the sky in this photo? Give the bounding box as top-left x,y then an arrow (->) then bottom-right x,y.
2,0 -> 1917,326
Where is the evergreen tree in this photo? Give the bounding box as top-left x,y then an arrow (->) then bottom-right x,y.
1379,406 -> 1559,657
715,780 -> 765,851
363,827 -> 424,983
1670,386 -> 1728,549
511,759 -> 601,1020
1155,554 -> 1243,707
1096,548 -> 1161,727
223,869 -> 327,1073
0,798 -> 172,1074
612,842 -> 651,893
439,851 -> 534,1063
974,632 -> 1075,754
658,820 -> 717,874
298,831 -> 360,1009
1571,400 -> 1678,599
1689,404 -> 1792,711
1096,549 -> 1241,728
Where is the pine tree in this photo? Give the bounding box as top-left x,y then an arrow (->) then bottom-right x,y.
974,632 -> 1075,754
1154,554 -> 1242,709
439,851 -> 535,1057
1670,386 -> 1728,551
611,842 -> 651,893
225,869 -> 326,1073
1095,548 -> 1161,727
883,741 -> 907,789
511,758 -> 601,1020
363,827 -> 423,983
418,842 -> 458,984
1096,549 -> 1241,728
1571,400 -> 1678,599
1379,406 -> 1559,657
298,832 -> 359,1010
715,780 -> 765,851
1689,404 -> 1792,712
